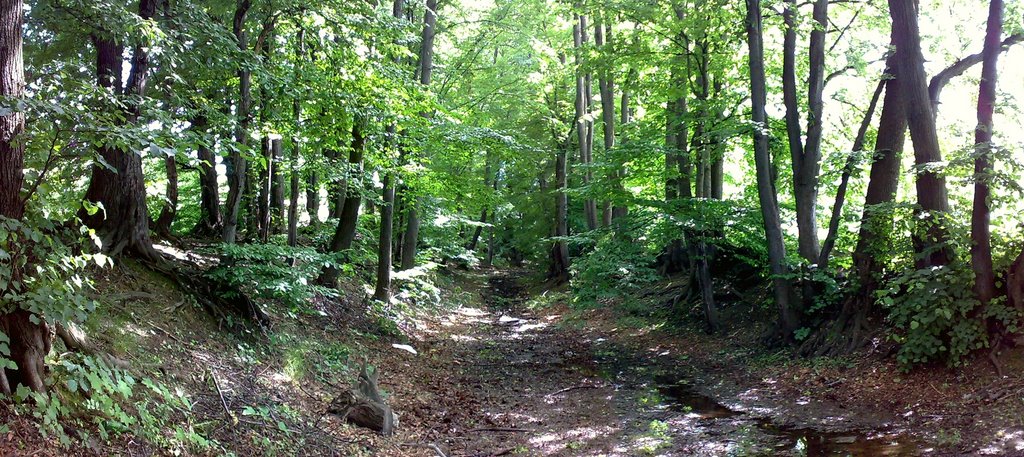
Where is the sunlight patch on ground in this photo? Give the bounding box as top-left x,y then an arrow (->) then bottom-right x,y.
978,429 -> 1024,454
529,425 -> 620,455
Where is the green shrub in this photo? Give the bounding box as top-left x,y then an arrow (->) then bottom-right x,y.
878,264 -> 1002,368
205,243 -> 341,312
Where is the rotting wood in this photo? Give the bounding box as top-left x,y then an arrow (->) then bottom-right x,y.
328,362 -> 396,435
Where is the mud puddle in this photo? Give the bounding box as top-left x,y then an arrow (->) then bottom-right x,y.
657,378 -> 923,456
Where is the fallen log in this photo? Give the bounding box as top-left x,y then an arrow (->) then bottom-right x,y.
328,363 -> 396,435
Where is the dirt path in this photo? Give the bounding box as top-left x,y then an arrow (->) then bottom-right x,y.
388,269 -> 927,456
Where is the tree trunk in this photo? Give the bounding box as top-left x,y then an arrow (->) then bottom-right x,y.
573,15 -> 598,231
398,0 -> 438,271
613,68 -> 635,220
467,157 -> 493,252
257,136 -> 272,242
0,0 -> 49,395
746,0 -> 799,338
81,0 -> 162,263
888,0 -> 952,268
818,78 -> 885,269
550,142 -> 570,283
152,154 -> 178,238
193,116 -> 222,236
970,0 -> 1003,308
319,120 -> 367,286
306,169 -> 320,224
374,172 -> 396,302
270,138 -> 285,234
782,0 -> 827,263
288,30 -> 304,247
223,0 -> 252,244
595,18 -> 615,226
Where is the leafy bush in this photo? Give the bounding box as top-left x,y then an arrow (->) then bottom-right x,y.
878,264 -> 995,368
570,220 -> 660,306
205,242 -> 341,312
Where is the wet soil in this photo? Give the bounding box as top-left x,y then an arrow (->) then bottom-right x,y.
398,269 -> 928,456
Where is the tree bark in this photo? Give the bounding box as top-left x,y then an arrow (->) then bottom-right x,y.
398,0 -> 438,271
595,18 -> 615,226
257,136 -> 272,242
288,30 -> 305,247
270,138 -> 285,234
746,0 -> 799,338
888,0 -> 952,268
81,0 -> 162,263
319,120 -> 367,286
0,0 -> 50,395
306,169 -> 320,224
192,116 -> 222,236
374,172 -> 396,302
971,0 -> 1003,309
818,78 -> 885,269
573,15 -> 598,231
152,154 -> 178,238
223,0 -> 252,244
782,0 -> 827,263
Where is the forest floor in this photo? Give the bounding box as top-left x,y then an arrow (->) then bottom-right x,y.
2,260 -> 1024,455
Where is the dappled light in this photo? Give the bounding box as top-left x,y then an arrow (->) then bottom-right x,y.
1,0 -> 1023,454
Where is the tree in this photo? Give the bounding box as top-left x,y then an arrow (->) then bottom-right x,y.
0,0 -> 50,394
746,0 -> 798,338
80,0 -> 163,263
970,0 -> 1004,310
781,0 -> 828,263
888,0 -> 952,268
223,0 -> 252,244
192,115 -> 222,236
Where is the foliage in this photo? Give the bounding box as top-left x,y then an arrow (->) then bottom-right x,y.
205,242 -> 340,312
569,219 -> 660,307
878,264 -> 995,368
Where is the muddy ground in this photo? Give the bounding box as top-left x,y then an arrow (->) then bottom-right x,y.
383,269 -> 961,457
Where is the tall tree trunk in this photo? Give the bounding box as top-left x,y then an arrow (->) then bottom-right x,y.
888,0 -> 952,268
81,0 -> 162,263
374,171 -> 396,302
320,120 -> 367,286
398,0 -> 437,271
270,139 -> 285,234
551,142 -> 570,283
782,0 -> 827,263
288,30 -> 305,247
257,136 -> 272,242
192,115 -> 222,235
746,0 -> 799,338
818,78 -> 885,269
613,68 -> 635,220
573,15 -> 598,231
595,18 -> 615,226
0,0 -> 49,395
152,154 -> 178,238
223,0 -> 252,244
971,0 -> 1003,308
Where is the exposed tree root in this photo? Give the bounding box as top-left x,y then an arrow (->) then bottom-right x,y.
136,254 -> 271,330
55,322 -> 129,369
799,296 -> 873,357
0,309 -> 51,394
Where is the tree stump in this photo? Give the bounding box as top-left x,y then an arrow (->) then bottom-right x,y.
328,363 -> 396,435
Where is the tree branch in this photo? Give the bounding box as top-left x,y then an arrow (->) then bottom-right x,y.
929,32 -> 1024,111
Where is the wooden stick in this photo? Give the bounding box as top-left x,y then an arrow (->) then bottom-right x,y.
469,427 -> 534,433
209,368 -> 233,423
546,384 -> 602,397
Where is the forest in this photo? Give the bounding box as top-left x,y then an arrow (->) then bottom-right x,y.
0,0 -> 1023,455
